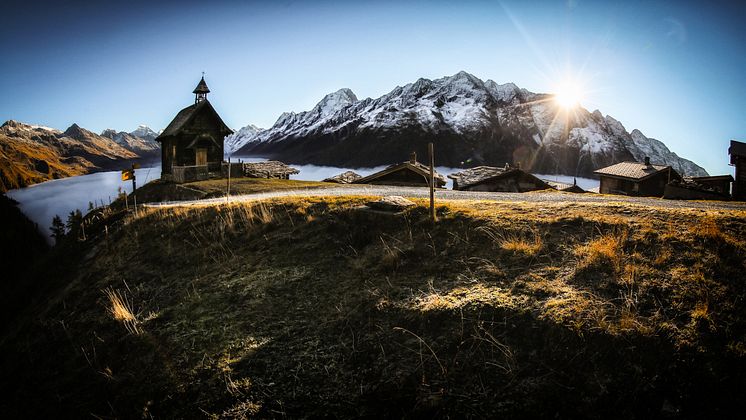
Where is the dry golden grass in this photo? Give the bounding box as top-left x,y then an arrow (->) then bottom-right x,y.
15,194 -> 745,417
103,288 -> 140,334
574,230 -> 627,271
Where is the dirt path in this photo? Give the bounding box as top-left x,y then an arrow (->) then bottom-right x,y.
142,185 -> 746,211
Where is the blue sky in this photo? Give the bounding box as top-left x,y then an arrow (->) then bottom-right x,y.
1,0 -> 744,175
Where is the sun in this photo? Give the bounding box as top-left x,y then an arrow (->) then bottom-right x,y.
554,81 -> 584,109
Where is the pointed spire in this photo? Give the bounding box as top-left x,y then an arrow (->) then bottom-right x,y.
193,74 -> 210,103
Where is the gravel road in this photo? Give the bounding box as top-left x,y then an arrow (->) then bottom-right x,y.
143,185 -> 746,211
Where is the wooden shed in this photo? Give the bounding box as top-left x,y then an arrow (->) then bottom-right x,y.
730,140 -> 746,201
448,165 -> 550,192
156,76 -> 233,183
594,158 -> 680,197
353,153 -> 446,187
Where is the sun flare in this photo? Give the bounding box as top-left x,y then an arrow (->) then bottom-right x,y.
554,82 -> 584,109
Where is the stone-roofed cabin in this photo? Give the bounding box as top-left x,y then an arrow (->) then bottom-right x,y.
353,153 -> 446,188
594,157 -> 681,197
448,165 -> 549,192
156,77 -> 233,182
543,179 -> 586,193
730,140 -> 746,201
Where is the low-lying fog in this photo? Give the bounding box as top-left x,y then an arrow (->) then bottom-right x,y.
7,157 -> 599,242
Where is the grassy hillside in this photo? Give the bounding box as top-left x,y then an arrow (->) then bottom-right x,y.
1,197 -> 745,417
133,177 -> 341,203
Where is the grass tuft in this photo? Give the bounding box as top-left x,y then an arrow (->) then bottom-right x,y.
103,287 -> 140,334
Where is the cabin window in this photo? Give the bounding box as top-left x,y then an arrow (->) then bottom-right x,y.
196,148 -> 207,166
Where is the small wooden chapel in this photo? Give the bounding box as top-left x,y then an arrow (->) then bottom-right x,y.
156,76 -> 233,182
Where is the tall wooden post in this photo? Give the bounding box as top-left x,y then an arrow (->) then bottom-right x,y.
132,164 -> 138,218
226,157 -> 231,204
429,142 -> 436,222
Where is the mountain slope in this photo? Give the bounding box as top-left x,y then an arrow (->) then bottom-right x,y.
0,120 -> 142,192
101,127 -> 160,155
233,71 -> 707,177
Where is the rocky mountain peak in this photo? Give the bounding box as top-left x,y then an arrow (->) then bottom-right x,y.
313,88 -> 358,117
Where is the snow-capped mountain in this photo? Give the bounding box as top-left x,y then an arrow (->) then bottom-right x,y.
224,124 -> 262,155
232,71 -> 707,177
129,125 -> 159,142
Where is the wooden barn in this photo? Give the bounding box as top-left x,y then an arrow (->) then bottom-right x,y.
353,153 -> 446,187
156,76 -> 233,183
730,140 -> 746,201
594,158 -> 680,197
448,165 -> 550,192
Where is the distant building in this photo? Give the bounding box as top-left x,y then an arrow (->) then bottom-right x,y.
543,179 -> 587,193
448,165 -> 550,192
323,171 -> 362,184
353,153 -> 446,187
156,76 -> 233,182
689,175 -> 733,196
242,161 -> 299,179
730,140 -> 746,201
664,176 -> 732,201
594,157 -> 680,197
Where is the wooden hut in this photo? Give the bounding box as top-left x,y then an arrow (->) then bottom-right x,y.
594,158 -> 680,197
690,175 -> 733,196
323,171 -> 362,184
730,140 -> 746,201
242,161 -> 299,179
664,178 -> 731,200
353,153 -> 446,187
448,165 -> 550,192
156,76 -> 233,183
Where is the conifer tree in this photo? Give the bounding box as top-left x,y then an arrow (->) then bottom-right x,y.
50,215 -> 66,245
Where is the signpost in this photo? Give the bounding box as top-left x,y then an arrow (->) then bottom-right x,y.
428,142 -> 436,222
226,157 -> 231,203
122,163 -> 140,217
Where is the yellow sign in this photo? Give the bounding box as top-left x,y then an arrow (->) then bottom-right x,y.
122,170 -> 134,181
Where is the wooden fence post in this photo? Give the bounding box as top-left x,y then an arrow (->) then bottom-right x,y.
429,142 -> 436,222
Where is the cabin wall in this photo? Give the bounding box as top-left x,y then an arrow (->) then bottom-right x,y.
637,172 -> 669,197
695,179 -> 732,195
734,157 -> 746,201
664,184 -> 728,201
600,171 -> 671,197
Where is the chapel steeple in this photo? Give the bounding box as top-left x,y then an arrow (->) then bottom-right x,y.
193,73 -> 210,104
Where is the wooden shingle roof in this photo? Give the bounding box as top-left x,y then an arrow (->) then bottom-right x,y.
447,166 -> 505,188
156,100 -> 232,141
354,161 -> 446,186
448,165 -> 548,190
193,77 -> 210,94
593,161 -> 671,181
